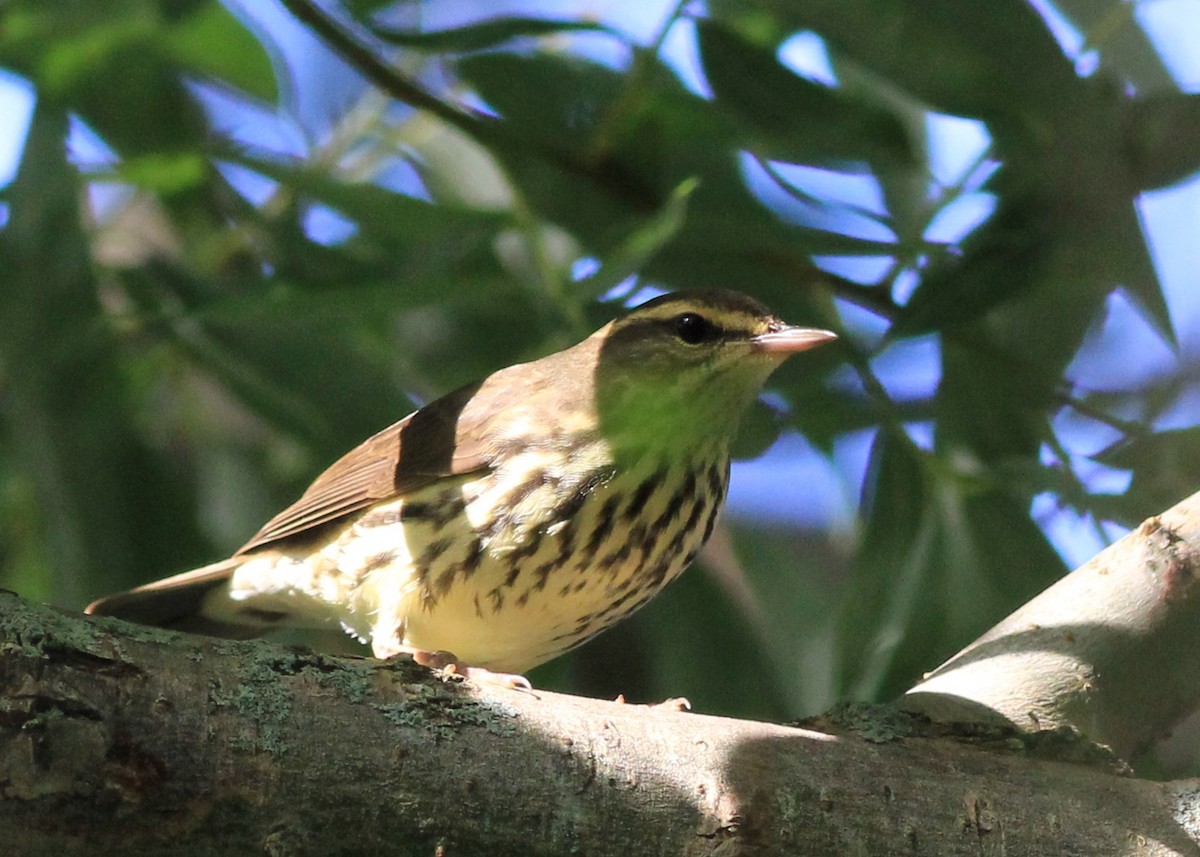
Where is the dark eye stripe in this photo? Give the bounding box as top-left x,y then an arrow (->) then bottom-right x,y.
660,314 -> 726,343
605,311 -> 749,352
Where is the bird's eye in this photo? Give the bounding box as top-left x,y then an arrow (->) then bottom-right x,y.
674,313 -> 714,345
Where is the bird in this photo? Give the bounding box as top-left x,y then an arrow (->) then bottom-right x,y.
86,289 -> 836,685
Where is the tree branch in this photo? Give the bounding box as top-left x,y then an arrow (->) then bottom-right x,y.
4,563 -> 1200,855
906,488 -> 1200,759
7,493 -> 1200,854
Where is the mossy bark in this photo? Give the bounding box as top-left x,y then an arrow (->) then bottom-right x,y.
2,593 -> 1199,856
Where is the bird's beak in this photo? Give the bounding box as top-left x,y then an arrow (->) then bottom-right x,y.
752,326 -> 838,355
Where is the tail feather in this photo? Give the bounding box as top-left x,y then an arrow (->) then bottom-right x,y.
85,558 -> 264,640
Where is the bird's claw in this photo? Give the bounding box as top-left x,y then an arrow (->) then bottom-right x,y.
409,648 -> 533,691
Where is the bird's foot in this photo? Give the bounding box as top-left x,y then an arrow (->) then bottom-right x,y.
613,694 -> 691,712
404,647 -> 533,691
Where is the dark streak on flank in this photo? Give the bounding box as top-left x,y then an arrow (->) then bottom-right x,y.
553,471 -> 610,522
608,571 -> 635,595
419,536 -> 454,568
701,500 -> 722,544
645,553 -> 675,589
707,460 -> 728,504
635,521 -> 657,562
533,559 -> 556,592
432,490 -> 466,527
681,469 -> 698,505
665,516 -> 692,558
581,494 -> 621,565
505,529 -> 544,566
622,469 -> 663,522
563,611 -> 596,641
418,536 -> 457,598
396,491 -> 465,528
598,527 -> 636,573
433,562 -> 460,598
652,471 -> 693,532
547,470 -> 611,567
397,502 -> 432,522
484,471 -> 545,539
553,519 -> 580,568
682,492 -> 708,536
597,587 -> 638,619
460,538 -> 484,577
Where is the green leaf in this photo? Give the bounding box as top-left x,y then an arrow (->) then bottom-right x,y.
371,16 -> 619,53
835,428 -> 1065,701
114,151 -> 209,195
459,51 -> 625,148
344,0 -> 397,17
877,489 -> 1063,699
1095,428 -> 1200,525
1123,93 -> 1200,190
936,337 -> 1051,463
895,198 -> 1043,336
574,177 -> 699,299
232,152 -> 510,245
730,400 -> 787,461
1052,0 -> 1178,92
835,429 -> 933,699
118,263 -> 415,457
1,4 -> 208,155
1104,226 -> 1176,350
225,152 -> 515,298
456,50 -> 670,244
714,0 -> 1076,118
695,20 -> 916,169
0,104 -> 210,605
164,0 -> 279,103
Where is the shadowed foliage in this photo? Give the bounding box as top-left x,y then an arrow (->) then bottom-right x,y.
1,0 -> 1197,733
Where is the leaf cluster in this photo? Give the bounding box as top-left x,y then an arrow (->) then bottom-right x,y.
0,0 -> 1196,717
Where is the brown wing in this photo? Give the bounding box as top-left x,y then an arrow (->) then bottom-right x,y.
84,557 -> 252,636
236,380 -> 495,555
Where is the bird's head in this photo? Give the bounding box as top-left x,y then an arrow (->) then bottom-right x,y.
582,289 -> 837,458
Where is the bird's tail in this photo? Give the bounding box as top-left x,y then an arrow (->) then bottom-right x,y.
85,557 -> 265,640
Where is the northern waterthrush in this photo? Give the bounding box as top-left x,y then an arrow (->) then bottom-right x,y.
87,290 -> 836,682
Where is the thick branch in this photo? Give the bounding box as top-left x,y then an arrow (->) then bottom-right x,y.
2,593 -> 1200,856
905,488 -> 1200,758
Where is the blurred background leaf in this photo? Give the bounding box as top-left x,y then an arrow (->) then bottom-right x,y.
2,0 -> 1199,775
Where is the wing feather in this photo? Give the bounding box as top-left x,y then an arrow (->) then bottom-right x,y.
232,339 -> 590,556
236,381 -> 492,554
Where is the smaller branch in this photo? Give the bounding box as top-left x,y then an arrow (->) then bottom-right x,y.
276,0 -> 665,219
1055,387 -> 1145,437
904,487 -> 1200,759
278,0 -> 493,142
